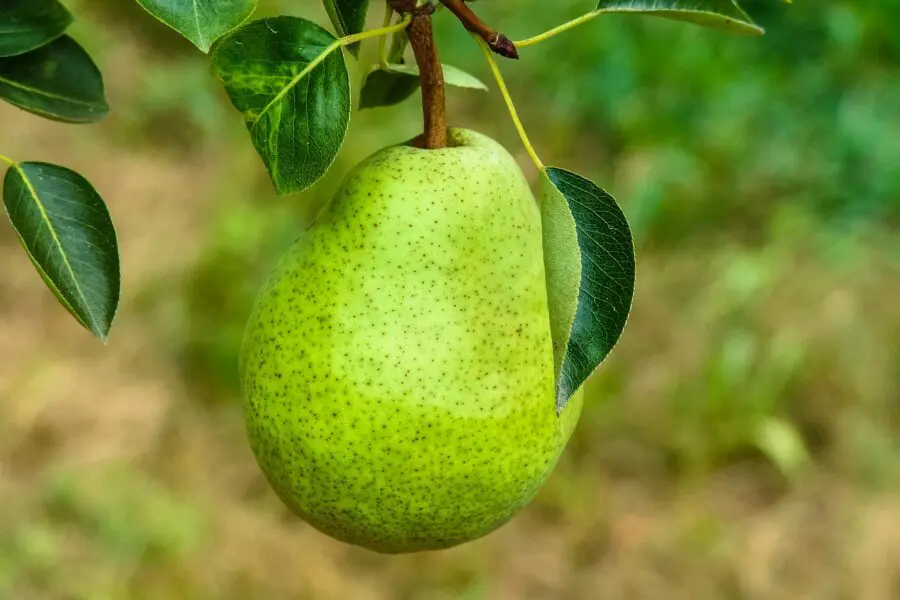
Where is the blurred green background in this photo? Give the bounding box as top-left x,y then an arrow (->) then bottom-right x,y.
1,0 -> 899,598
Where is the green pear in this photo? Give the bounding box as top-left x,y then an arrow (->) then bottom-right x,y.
240,128 -> 582,553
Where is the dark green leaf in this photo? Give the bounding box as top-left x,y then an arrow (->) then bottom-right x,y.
323,0 -> 369,56
0,35 -> 109,123
541,167 -> 635,412
359,63 -> 486,110
595,0 -> 763,35
0,0 -> 73,57
134,0 -> 257,53
359,67 -> 420,110
211,17 -> 351,195
2,162 -> 120,341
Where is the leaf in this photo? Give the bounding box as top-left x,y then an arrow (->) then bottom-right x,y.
391,64 -> 488,90
541,173 -> 582,381
0,0 -> 73,57
134,0 -> 257,53
211,17 -> 351,195
323,0 -> 369,56
2,162 -> 120,341
359,67 -> 420,110
359,63 -> 486,110
595,0 -> 763,35
541,167 -> 635,412
0,35 -> 109,123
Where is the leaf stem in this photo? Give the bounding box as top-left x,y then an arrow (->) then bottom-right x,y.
0,153 -> 15,166
378,2 -> 395,70
513,11 -> 602,48
342,13 -> 412,47
475,36 -> 544,171
515,7 -> 764,47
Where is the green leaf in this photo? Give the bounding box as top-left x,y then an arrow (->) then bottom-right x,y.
211,17 -> 351,195
595,0 -> 763,35
0,0 -> 73,57
323,0 -> 369,56
359,63 -> 486,110
392,63 -> 487,90
2,162 -> 120,341
541,167 -> 635,412
0,35 -> 109,123
134,0 -> 257,53
359,67 -> 420,110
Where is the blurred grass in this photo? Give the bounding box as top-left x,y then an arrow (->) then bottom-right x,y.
1,0 -> 899,598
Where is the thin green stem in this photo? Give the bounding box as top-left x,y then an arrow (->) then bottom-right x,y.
0,153 -> 15,166
378,2 -> 395,70
514,11 -> 601,48
516,9 -> 764,47
342,14 -> 411,48
475,36 -> 544,171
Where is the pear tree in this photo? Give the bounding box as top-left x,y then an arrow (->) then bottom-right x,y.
1,0 -> 769,552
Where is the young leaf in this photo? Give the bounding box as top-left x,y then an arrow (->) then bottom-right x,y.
595,0 -> 763,35
392,64 -> 487,90
323,0 -> 370,56
211,17 -> 351,195
134,0 -> 257,53
0,0 -> 73,57
360,63 -> 486,110
541,167 -> 635,412
359,67 -> 420,110
2,162 -> 120,341
0,35 -> 109,123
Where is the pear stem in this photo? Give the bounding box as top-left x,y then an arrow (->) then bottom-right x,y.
406,11 -> 447,149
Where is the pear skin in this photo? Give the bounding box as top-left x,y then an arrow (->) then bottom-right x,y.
240,128 -> 582,553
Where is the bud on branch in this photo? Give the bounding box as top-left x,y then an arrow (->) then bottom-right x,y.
439,0 -> 519,59
389,0 -> 519,59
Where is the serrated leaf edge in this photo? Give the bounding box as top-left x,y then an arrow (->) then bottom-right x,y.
3,163 -> 111,340
594,1 -> 763,35
544,167 -> 636,414
211,18 -> 352,195
134,0 -> 258,53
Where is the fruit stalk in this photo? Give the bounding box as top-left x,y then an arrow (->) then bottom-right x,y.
406,11 -> 447,149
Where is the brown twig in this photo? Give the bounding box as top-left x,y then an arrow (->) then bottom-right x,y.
406,11 -> 447,149
439,0 -> 519,59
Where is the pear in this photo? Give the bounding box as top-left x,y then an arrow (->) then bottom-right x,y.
240,128 -> 582,553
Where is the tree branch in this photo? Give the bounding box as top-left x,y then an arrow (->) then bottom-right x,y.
440,0 -> 518,59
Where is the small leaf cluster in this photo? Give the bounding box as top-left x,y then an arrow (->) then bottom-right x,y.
1,0 -> 117,341
1,0 -> 767,410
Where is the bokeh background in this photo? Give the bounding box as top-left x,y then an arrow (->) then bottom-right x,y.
2,0 -> 899,598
